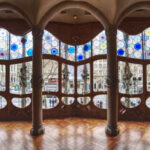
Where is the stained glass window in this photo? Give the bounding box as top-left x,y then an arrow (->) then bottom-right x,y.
143,28 -> 150,59
147,65 -> 150,91
117,30 -> 127,57
60,43 -> 75,61
10,62 -> 32,94
77,97 -> 91,105
93,59 -> 107,92
42,30 -> 59,55
121,97 -> 141,108
0,28 -> 9,60
117,30 -> 146,59
77,64 -> 90,94
42,95 -> 59,109
12,97 -> 31,108
62,64 -> 74,94
93,95 -> 107,109
0,65 -> 6,91
10,33 -> 23,59
93,31 -> 107,55
62,97 -> 74,105
119,61 -> 143,94
77,42 -> 91,61
43,59 -> 58,92
25,32 -> 33,57
0,96 -> 7,109
146,97 -> 150,108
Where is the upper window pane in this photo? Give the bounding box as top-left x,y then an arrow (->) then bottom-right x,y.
0,28 -> 9,60
117,30 -> 143,59
25,32 -> 33,57
10,33 -> 23,59
60,43 -> 75,61
42,30 -> 59,55
93,31 -> 107,55
77,42 -> 91,61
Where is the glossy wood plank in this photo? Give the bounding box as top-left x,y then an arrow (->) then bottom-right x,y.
0,118 -> 150,150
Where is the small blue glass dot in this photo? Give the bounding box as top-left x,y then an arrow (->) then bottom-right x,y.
51,48 -> 58,55
46,36 -> 51,41
68,47 -> 75,54
11,44 -> 18,51
84,44 -> 90,51
77,55 -> 83,61
134,43 -> 141,50
27,49 -> 33,56
117,49 -> 124,56
0,52 -> 4,56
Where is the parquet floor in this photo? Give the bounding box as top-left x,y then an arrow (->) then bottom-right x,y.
0,118 -> 150,150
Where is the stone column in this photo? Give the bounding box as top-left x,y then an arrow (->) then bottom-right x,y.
105,25 -> 119,136
30,27 -> 44,136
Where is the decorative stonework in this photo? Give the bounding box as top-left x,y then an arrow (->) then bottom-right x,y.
32,28 -> 44,41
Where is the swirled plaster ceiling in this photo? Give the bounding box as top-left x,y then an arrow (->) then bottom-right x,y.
0,0 -> 150,26
0,0 -> 150,44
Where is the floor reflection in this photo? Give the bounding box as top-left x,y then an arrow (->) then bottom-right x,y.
0,119 -> 150,150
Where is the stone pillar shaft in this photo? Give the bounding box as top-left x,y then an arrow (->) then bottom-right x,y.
30,27 -> 44,136
105,25 -> 119,136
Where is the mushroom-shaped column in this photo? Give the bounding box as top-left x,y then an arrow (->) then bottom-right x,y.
30,27 -> 44,136
105,25 -> 119,136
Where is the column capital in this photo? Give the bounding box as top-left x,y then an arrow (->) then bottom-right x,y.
32,27 -> 44,40
106,25 -> 117,37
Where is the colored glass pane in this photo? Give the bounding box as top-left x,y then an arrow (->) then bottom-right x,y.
25,32 -> 33,57
0,28 -> 9,60
93,31 -> 107,55
42,30 -> 59,55
10,33 -> 23,59
77,42 -> 91,61
60,43 -> 75,61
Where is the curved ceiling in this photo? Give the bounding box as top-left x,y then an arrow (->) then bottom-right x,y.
0,0 -> 150,26
0,0 -> 150,45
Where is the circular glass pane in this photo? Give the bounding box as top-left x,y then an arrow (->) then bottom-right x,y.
77,97 -> 90,105
62,97 -> 74,105
146,97 -> 150,108
93,95 -> 107,109
0,96 -> 7,109
121,97 -> 141,108
12,97 -> 31,108
42,95 -> 59,109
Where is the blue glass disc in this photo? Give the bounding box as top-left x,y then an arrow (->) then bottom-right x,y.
11,44 -> 18,51
83,44 -> 90,51
77,55 -> 83,61
51,48 -> 58,55
117,49 -> 124,56
134,43 -> 141,50
68,47 -> 75,54
27,49 -> 33,56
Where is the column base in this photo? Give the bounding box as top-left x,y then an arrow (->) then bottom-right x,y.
105,125 -> 119,136
30,126 -> 45,136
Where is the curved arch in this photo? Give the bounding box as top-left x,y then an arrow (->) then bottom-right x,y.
116,1 -> 150,27
0,2 -> 32,27
39,1 -> 109,29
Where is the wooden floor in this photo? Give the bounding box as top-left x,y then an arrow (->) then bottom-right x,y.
0,118 -> 150,150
